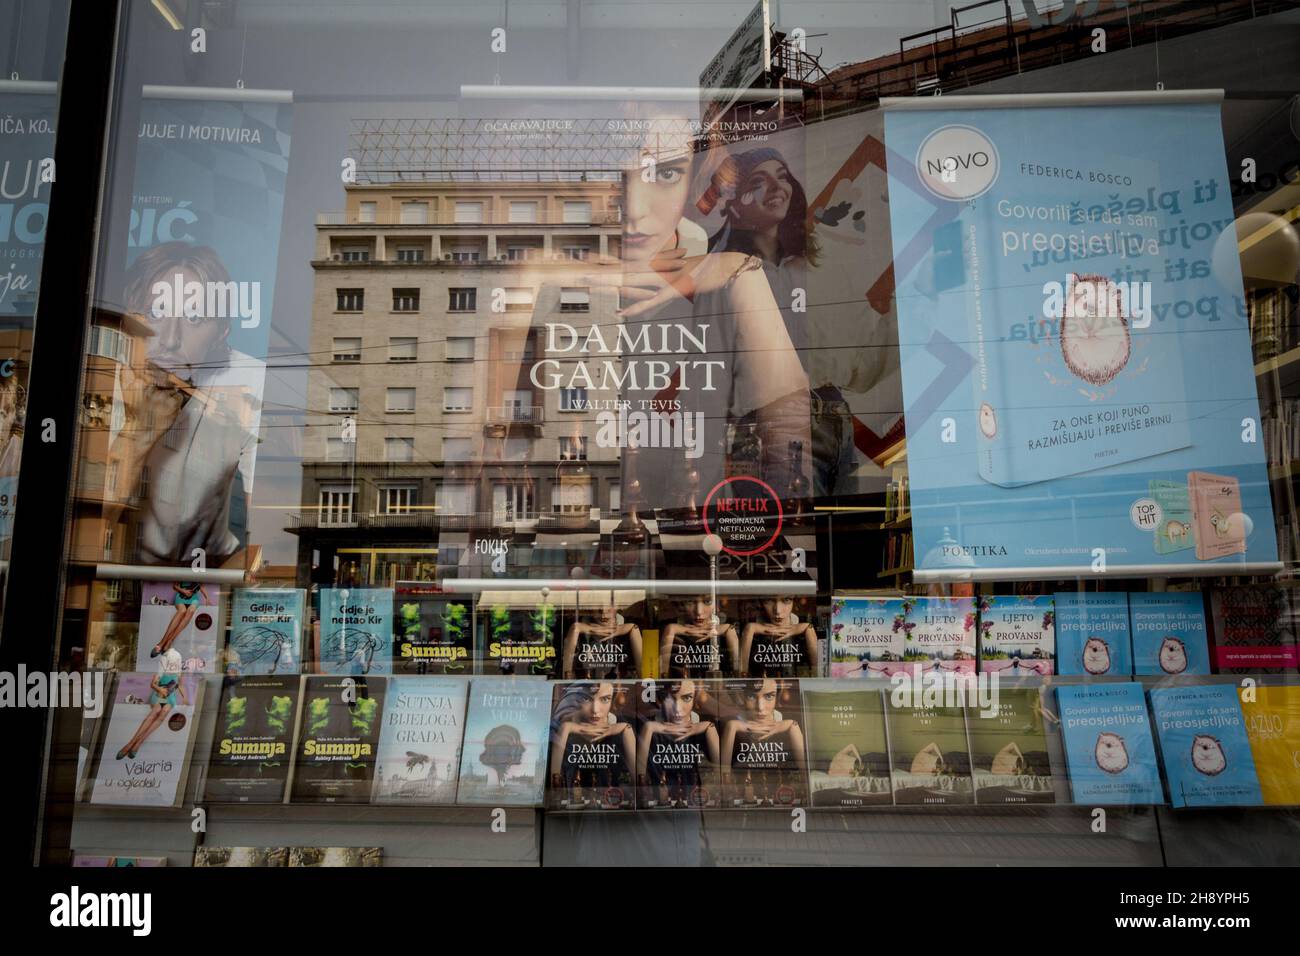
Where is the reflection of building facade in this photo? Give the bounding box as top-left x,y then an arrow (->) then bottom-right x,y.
295,180 -> 625,585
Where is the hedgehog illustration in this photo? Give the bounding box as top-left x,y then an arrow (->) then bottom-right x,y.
979,403 -> 998,439
1191,734 -> 1227,776
1060,273 -> 1131,386
1082,637 -> 1112,675
1158,636 -> 1188,675
1094,732 -> 1129,774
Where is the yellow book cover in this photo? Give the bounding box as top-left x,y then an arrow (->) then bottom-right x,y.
1242,685 -> 1300,806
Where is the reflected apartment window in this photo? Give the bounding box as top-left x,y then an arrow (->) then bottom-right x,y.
493,482 -> 534,521
559,387 -> 587,411
448,288 -> 476,311
389,336 -> 418,362
325,437 -> 350,462
336,288 -> 364,311
392,288 -> 420,312
559,287 -> 590,313
508,201 -> 538,223
358,201 -> 377,223
396,245 -> 425,262
328,387 -> 359,413
446,336 -> 474,361
609,481 -> 621,512
563,200 -> 592,224
332,337 -> 362,362
501,436 -> 532,460
449,247 -> 480,263
386,387 -> 416,413
443,387 -> 472,411
385,436 -> 416,462
559,435 -> 587,460
443,437 -> 471,461
400,201 -> 428,224
319,485 -> 358,526
340,245 -> 370,262
553,480 -> 594,513
454,201 -> 483,224
502,287 -> 534,312
437,482 -> 476,515
378,484 -> 418,515
562,246 -> 590,261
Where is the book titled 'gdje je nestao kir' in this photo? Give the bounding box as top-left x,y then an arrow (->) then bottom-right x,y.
974,272 -> 1192,487
288,675 -> 387,804
204,674 -> 301,803
227,588 -> 306,676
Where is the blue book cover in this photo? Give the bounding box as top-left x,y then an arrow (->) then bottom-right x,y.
227,588 -> 305,675
319,587 -> 395,675
1129,592 -> 1210,676
1054,592 -> 1132,676
1149,683 -> 1263,807
1056,683 -> 1162,805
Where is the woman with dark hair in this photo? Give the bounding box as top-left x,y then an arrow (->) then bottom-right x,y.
584,112 -> 812,514
704,147 -> 820,267
548,681 -> 634,808
704,146 -> 855,499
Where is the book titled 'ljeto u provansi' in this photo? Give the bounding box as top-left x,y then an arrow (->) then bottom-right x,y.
979,595 -> 1055,675
1149,683 -> 1263,808
1056,682 -> 1163,805
204,674 -> 301,803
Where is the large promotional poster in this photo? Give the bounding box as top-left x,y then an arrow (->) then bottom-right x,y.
116,88 -> 292,568
0,81 -> 57,545
884,95 -> 1279,579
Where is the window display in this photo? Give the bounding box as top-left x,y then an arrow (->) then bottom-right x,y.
8,0 -> 1300,891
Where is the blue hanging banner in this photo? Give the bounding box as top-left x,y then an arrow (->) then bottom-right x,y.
883,92 -> 1279,581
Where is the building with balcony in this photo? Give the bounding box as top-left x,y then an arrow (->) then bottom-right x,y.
294,178 -> 626,586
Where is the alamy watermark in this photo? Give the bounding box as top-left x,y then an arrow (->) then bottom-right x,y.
889,667 -> 1002,718
0,666 -> 105,718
